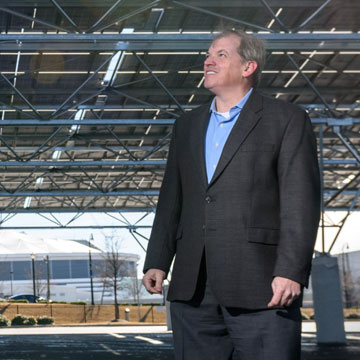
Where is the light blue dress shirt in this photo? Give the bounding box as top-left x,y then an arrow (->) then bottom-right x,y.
205,88 -> 253,183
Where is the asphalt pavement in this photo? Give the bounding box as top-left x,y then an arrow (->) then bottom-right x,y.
0,323 -> 359,359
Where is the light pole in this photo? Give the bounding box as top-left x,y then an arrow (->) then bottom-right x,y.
44,255 -> 51,303
135,264 -> 141,322
88,234 -> 95,305
31,253 -> 36,299
9,270 -> 13,295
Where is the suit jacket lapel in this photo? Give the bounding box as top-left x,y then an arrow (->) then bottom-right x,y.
189,104 -> 211,189
208,90 -> 263,188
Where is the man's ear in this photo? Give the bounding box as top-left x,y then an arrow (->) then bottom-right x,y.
242,61 -> 258,79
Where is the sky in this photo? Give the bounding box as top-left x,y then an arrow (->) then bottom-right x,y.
1,209 -> 359,279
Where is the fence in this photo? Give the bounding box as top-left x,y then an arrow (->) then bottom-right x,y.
0,303 -> 166,324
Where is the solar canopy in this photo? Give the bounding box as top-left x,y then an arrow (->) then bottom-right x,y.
0,1 -> 359,245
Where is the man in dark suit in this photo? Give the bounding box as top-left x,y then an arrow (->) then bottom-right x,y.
142,30 -> 320,360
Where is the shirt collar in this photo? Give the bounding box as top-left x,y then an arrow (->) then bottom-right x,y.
209,87 -> 253,115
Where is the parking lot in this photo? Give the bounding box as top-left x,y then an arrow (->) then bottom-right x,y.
1,325 -> 360,360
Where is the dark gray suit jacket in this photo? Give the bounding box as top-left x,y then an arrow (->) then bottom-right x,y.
144,90 -> 320,309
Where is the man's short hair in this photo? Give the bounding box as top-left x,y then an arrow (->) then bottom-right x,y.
213,30 -> 266,87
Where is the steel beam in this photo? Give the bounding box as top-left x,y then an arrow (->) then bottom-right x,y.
286,54 -> 337,117
0,6 -> 71,33
293,0 -> 333,32
50,0 -> 81,33
0,146 -> 166,151
0,118 -> 359,126
334,127 -> 360,163
0,190 -> 159,197
86,0 -> 124,33
325,174 -> 360,207
0,119 -> 175,126
322,160 -> 360,166
0,72 -> 43,119
172,0 -> 270,32
50,53 -> 117,118
259,0 -> 289,32
0,160 -> 166,167
0,104 -> 354,111
104,127 -> 138,161
311,118 -> 360,126
326,208 -> 360,211
0,168 -> 164,174
90,0 -> 161,33
0,208 -> 155,213
0,87 -> 359,97
0,225 -> 153,229
4,1 -> 331,8
109,88 -> 181,118
133,52 -> 185,113
0,189 -> 355,198
0,100 -> 37,119
0,207 -> 356,216
0,34 -> 359,51
0,206 -> 348,214
324,190 -> 360,196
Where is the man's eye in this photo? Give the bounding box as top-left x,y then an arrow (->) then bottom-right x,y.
219,53 -> 226,57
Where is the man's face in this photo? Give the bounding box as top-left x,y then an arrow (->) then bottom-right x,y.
204,35 -> 248,94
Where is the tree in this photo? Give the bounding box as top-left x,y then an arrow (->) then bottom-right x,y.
100,236 -> 128,321
122,276 -> 148,302
343,273 -> 360,308
122,276 -> 148,322
34,261 -> 47,298
25,260 -> 47,298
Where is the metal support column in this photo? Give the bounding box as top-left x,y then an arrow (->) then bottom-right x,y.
312,254 -> 346,345
89,234 -> 95,306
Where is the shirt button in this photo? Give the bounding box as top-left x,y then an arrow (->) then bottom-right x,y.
213,165 -> 216,169
220,123 -> 224,127
215,143 -> 219,147
205,196 -> 212,203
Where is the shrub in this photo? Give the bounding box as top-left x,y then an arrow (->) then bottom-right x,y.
37,316 -> 54,325
24,316 -> 36,326
51,301 -> 67,304
141,303 -> 162,306
9,299 -> 29,303
0,314 -> 10,327
301,313 -> 310,320
11,314 -> 37,326
11,314 -> 28,326
346,313 -> 360,319
70,301 -> 87,305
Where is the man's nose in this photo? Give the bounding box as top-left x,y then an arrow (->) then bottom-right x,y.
204,55 -> 214,66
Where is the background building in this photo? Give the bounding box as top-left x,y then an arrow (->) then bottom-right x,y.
0,230 -> 140,304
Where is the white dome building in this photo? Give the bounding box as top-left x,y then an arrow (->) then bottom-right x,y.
0,230 -> 139,304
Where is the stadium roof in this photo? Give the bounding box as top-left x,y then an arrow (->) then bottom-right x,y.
0,229 -> 101,256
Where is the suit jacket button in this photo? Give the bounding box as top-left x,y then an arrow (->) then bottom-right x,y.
205,196 -> 212,203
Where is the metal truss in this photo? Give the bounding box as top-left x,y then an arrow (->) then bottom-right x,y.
0,0 -> 358,253
0,33 -> 359,51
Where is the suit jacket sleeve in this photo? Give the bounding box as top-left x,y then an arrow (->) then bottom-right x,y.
143,120 -> 182,275
273,108 -> 320,287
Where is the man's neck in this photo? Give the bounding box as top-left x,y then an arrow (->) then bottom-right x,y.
214,86 -> 252,113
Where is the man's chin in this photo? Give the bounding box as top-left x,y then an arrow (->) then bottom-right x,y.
204,83 -> 216,94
